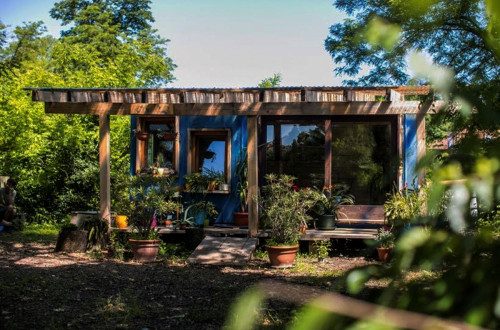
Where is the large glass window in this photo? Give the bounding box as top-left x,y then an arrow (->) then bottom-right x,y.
331,123 -> 394,204
265,121 -> 325,187
262,117 -> 397,205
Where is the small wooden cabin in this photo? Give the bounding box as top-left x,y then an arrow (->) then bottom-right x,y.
29,86 -> 438,236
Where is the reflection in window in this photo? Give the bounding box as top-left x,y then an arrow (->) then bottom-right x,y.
332,124 -> 394,204
191,131 -> 229,180
266,122 -> 324,187
146,121 -> 176,169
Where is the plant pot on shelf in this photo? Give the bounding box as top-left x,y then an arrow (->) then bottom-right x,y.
129,239 -> 161,262
316,214 -> 336,230
377,247 -> 392,262
115,215 -> 128,229
266,245 -> 299,268
233,212 -> 248,227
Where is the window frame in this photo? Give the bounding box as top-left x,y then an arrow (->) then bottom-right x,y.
188,128 -> 232,184
136,116 -> 179,173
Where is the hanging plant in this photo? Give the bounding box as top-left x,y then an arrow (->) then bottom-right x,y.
134,130 -> 150,141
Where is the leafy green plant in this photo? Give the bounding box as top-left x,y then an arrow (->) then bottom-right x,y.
313,184 -> 354,217
384,185 -> 426,227
257,174 -> 322,246
183,172 -> 209,192
204,168 -> 226,186
129,175 -> 180,239
235,151 -> 248,212
81,217 -> 108,251
109,230 -> 130,260
313,240 -> 331,260
374,227 -> 395,248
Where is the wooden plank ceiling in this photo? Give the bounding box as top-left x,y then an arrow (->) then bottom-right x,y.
27,86 -> 437,116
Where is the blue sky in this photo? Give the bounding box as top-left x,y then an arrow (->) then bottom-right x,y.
0,0 -> 345,88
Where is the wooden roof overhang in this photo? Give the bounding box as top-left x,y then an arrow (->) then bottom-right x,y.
26,86 -> 438,116
26,86 -> 437,237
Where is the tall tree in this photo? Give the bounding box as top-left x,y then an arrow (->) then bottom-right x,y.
49,0 -> 175,87
325,0 -> 499,86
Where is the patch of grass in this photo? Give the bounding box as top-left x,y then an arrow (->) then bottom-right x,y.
0,223 -> 59,244
160,243 -> 190,263
99,291 -> 143,323
403,269 -> 441,284
253,247 -> 268,260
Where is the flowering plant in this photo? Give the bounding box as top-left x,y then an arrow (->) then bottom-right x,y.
313,184 -> 355,217
375,226 -> 395,248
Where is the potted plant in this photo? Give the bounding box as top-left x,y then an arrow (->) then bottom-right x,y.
204,168 -> 225,191
156,131 -> 177,141
313,184 -> 354,230
233,152 -> 248,226
185,201 -> 218,227
384,185 -> 426,232
184,173 -> 208,193
375,226 -> 395,262
128,175 -> 180,261
257,174 -> 322,268
133,129 -> 149,141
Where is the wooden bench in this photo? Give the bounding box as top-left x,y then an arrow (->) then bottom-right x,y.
299,205 -> 386,252
337,205 -> 386,227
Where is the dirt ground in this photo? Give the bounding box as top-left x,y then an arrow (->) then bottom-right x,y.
0,234 -> 379,329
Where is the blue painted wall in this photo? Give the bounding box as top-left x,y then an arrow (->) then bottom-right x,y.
178,116 -> 247,224
130,116 -> 137,176
404,114 -> 418,189
131,115 -> 247,224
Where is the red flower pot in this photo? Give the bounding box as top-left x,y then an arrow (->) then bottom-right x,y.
266,245 -> 299,268
377,247 -> 392,262
233,212 -> 248,227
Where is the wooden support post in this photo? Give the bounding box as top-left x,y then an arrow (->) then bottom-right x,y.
99,114 -> 111,227
416,112 -> 426,186
247,116 -> 259,237
324,119 -> 332,188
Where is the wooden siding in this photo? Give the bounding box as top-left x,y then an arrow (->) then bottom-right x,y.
31,87 -> 431,104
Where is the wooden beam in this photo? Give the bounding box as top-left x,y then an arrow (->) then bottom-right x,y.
247,116 -> 259,238
99,115 -> 111,228
45,101 -> 441,116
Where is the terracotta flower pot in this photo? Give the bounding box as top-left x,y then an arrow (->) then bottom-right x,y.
135,132 -> 149,141
377,247 -> 392,262
233,212 -> 248,227
129,239 -> 161,262
266,245 -> 299,268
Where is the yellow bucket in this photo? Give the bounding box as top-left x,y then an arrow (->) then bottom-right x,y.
115,215 -> 128,228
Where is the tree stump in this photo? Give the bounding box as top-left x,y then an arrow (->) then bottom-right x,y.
55,227 -> 88,252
